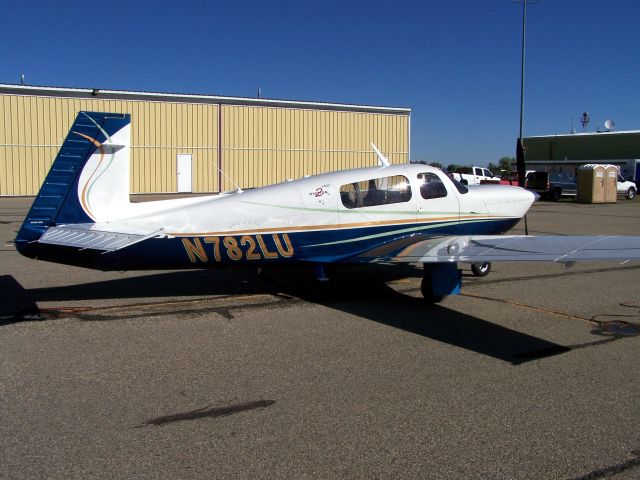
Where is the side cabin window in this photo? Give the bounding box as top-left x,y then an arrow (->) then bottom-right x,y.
340,175 -> 412,209
418,172 -> 448,199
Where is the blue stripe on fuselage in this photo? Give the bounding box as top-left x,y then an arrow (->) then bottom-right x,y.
27,217 -> 520,270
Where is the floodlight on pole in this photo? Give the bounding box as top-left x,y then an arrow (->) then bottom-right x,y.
512,0 -> 539,235
580,112 -> 590,130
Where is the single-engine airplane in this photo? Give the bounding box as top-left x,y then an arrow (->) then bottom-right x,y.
14,112 -> 640,301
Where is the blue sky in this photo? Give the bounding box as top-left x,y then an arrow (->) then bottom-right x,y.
2,0 -> 638,166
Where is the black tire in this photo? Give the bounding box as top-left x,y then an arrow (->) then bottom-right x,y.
420,276 -> 444,303
551,188 -> 561,201
626,187 -> 636,200
471,262 -> 491,277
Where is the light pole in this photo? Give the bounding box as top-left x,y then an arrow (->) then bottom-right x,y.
512,0 -> 539,234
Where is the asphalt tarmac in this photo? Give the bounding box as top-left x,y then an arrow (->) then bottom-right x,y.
1,196 -> 639,479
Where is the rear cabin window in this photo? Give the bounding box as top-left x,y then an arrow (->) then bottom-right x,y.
340,175 -> 412,209
418,172 -> 448,199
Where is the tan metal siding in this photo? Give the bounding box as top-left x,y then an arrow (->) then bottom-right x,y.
0,94 -> 219,195
1,92 -> 407,196
219,105 -> 408,191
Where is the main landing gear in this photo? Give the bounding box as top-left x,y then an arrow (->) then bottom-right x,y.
421,262 -> 493,302
421,263 -> 462,303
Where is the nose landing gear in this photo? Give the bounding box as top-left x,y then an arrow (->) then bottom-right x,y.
471,262 -> 492,277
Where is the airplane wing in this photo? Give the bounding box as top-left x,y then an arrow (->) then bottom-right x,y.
37,224 -> 162,252
353,235 -> 640,264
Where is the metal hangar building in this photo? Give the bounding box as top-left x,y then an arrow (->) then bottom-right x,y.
0,84 -> 411,196
523,130 -> 640,181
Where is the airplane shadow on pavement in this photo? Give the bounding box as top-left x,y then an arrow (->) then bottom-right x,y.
0,267 -> 573,365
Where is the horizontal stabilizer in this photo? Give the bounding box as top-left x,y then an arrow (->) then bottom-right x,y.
38,224 -> 161,252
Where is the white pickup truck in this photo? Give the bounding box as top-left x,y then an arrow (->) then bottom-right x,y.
617,174 -> 637,199
449,166 -> 498,185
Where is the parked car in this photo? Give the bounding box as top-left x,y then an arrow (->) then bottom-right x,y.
527,171 -> 577,201
617,174 -> 637,199
449,166 -> 497,185
498,170 -> 534,187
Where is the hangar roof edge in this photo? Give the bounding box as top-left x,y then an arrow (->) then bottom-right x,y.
525,130 -> 640,139
0,84 -> 411,115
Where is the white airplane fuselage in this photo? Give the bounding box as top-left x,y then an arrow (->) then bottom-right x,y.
18,166 -> 535,270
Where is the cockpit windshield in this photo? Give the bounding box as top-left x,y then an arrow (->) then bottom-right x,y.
445,174 -> 469,194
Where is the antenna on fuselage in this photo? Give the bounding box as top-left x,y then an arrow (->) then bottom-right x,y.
216,165 -> 243,193
371,143 -> 390,167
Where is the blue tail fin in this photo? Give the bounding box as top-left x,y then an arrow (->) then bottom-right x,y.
15,112 -> 130,255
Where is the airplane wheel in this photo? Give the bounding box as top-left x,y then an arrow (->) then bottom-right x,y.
421,276 -> 444,303
471,262 -> 491,277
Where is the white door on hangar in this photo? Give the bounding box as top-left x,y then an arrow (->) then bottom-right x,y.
177,154 -> 192,193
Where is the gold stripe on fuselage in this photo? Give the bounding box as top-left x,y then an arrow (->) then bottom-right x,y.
167,214 -> 507,237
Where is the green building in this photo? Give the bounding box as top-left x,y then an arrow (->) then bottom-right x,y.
523,130 -> 640,181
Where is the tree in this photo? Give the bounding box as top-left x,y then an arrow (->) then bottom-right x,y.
429,162 -> 443,170
499,156 -> 515,172
447,163 -> 462,173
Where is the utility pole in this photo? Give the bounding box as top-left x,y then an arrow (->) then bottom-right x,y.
512,0 -> 539,234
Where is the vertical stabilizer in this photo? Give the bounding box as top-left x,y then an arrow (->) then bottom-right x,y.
15,112 -> 131,252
